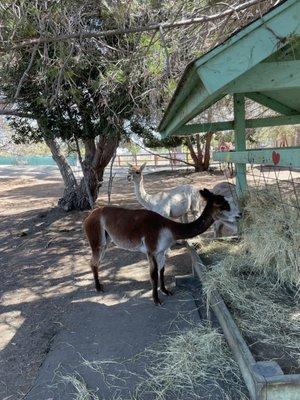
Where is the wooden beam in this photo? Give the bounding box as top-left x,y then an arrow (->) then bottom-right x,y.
159,0 -> 300,135
245,92 -> 299,116
234,94 -> 247,195
197,1 -> 300,94
160,86 -> 224,138
227,61 -> 300,93
170,114 -> 300,136
213,146 -> 300,168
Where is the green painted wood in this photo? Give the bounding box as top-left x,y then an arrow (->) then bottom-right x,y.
160,85 -> 225,138
260,88 -> 300,113
172,121 -> 234,135
234,94 -> 247,195
245,92 -> 299,115
213,147 -> 300,168
194,0 -> 299,71
158,0 -> 300,135
159,65 -> 201,133
227,61 -> 300,93
165,114 -> 300,137
197,3 -> 300,94
246,114 -> 300,128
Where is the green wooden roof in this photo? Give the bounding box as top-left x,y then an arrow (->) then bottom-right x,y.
158,0 -> 300,137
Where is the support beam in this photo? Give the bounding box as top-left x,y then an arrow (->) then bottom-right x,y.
159,0 -> 300,136
234,94 -> 247,196
171,115 -> 300,136
227,61 -> 300,93
245,92 -> 299,116
213,146 -> 300,168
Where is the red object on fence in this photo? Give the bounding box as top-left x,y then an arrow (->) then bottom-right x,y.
272,151 -> 280,165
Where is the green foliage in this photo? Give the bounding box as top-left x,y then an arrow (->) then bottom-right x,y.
130,119 -> 182,149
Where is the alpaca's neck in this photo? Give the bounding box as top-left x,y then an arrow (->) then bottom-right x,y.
133,176 -> 152,208
173,204 -> 215,240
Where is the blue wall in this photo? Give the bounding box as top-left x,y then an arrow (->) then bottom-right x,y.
0,155 -> 77,166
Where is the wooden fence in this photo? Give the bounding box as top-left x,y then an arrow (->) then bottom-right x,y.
115,152 -> 191,167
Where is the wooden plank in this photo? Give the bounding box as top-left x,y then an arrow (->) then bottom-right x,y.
234,94 -> 247,195
246,114 -> 300,128
169,114 -> 300,136
172,120 -> 234,135
213,147 -> 300,168
198,2 -> 300,94
160,85 -> 224,138
245,92 -> 299,116
159,0 -> 300,135
227,61 -> 300,93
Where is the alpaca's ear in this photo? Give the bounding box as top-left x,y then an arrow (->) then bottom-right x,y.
127,162 -> 133,168
199,188 -> 213,201
140,162 -> 147,171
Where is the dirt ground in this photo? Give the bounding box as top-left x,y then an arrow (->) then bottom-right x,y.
1,164 -> 299,399
0,166 -> 230,400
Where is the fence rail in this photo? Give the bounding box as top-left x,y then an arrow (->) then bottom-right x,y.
115,152 -> 191,167
0,152 -> 192,167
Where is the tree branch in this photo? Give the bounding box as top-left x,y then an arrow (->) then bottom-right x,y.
0,109 -> 34,118
0,0 -> 268,53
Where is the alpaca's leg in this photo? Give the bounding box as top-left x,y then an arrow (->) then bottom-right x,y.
156,252 -> 172,296
159,267 -> 172,296
213,221 -> 224,238
89,231 -> 110,292
147,253 -> 161,305
90,247 -> 106,291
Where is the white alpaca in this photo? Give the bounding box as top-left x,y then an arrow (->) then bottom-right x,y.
127,163 -> 201,222
211,182 -> 240,237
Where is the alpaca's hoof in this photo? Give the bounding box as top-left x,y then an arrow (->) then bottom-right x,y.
153,297 -> 162,306
95,283 -> 104,292
162,288 -> 172,296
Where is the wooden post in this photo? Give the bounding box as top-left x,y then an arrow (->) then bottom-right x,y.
234,93 -> 247,196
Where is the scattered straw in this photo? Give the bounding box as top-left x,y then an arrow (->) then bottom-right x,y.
61,322 -> 247,400
134,322 -> 247,400
60,373 -> 100,400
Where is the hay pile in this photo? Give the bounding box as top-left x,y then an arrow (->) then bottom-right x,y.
241,188 -> 300,287
197,188 -> 300,372
135,323 -> 247,400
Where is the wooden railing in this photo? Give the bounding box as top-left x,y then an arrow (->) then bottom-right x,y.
115,152 -> 191,167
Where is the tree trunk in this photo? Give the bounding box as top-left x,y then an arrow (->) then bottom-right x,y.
185,132 -> 213,172
45,137 -> 83,210
203,131 -> 213,171
185,136 -> 204,172
45,133 -> 119,211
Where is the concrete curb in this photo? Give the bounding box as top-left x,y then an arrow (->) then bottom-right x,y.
186,243 -> 300,400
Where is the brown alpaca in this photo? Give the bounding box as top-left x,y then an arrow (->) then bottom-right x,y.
84,189 -> 236,305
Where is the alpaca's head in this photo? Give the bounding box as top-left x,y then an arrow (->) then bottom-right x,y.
200,188 -> 241,232
127,163 -> 146,183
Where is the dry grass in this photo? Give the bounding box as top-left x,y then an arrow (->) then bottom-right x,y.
61,322 -> 247,400
241,188 -> 300,288
203,251 -> 300,360
60,373 -> 100,400
133,322 -> 247,400
195,188 -> 300,372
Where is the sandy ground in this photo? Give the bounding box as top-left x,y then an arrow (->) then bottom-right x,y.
0,166 -> 230,400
